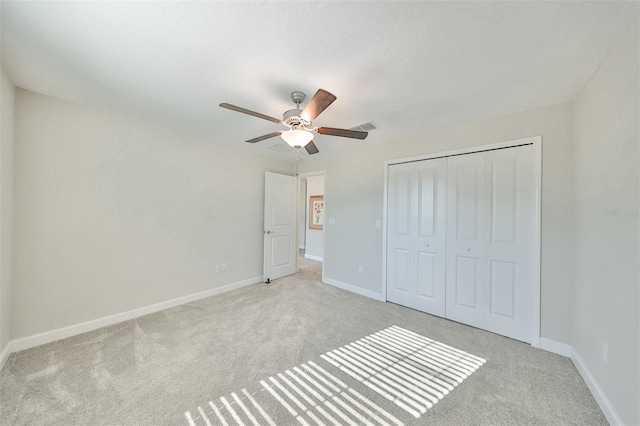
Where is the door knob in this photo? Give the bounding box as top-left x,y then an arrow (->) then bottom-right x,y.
425,243 -> 430,248
465,246 -> 471,251
265,230 -> 273,234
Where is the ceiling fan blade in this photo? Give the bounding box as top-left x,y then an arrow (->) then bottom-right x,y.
300,89 -> 337,121
220,103 -> 282,124
317,127 -> 368,140
246,131 -> 282,144
304,140 -> 319,155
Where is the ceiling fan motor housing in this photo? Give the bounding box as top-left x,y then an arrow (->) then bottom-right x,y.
283,109 -> 311,129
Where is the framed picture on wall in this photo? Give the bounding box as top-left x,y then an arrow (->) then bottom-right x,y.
309,195 -> 324,230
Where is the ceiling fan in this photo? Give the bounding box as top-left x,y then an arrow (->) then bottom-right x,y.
220,89 -> 368,155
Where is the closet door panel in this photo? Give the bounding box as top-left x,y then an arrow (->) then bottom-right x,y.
485,145 -> 533,342
454,256 -> 479,308
416,252 -> 436,297
386,163 -> 415,307
446,152 -> 486,328
489,260 -> 517,317
414,158 -> 447,317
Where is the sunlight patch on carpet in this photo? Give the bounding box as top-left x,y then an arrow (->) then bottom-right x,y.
321,325 -> 486,418
185,326 -> 485,425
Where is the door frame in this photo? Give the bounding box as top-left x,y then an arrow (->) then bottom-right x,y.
382,136 -> 542,347
297,170 -> 326,280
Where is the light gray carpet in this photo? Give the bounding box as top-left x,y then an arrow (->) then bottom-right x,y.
0,257 -> 606,425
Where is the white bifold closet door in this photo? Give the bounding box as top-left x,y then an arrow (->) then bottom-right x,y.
444,151 -> 487,327
446,145 -> 533,342
386,158 -> 447,317
386,144 -> 534,343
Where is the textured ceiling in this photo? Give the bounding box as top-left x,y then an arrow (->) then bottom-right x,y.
1,1 -> 636,161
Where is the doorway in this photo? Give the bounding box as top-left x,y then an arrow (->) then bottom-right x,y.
297,171 -> 325,272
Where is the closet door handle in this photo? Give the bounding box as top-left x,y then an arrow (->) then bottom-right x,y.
465,246 -> 471,251
425,243 -> 430,248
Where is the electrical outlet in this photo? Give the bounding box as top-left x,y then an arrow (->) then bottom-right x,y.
215,265 -> 221,273
221,263 -> 227,272
601,341 -> 608,364
358,265 -> 364,274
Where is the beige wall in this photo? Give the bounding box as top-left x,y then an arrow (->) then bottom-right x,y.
11,89 -> 291,339
573,21 -> 639,425
0,68 -> 15,351
300,102 -> 574,343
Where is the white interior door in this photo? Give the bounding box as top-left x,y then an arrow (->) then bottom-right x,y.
414,159 -> 447,316
386,159 -> 447,317
263,172 -> 297,283
484,145 -> 533,342
445,152 -> 487,328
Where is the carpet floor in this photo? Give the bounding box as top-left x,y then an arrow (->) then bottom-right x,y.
0,257 -> 606,425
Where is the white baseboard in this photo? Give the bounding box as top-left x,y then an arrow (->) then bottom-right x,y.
538,337 -> 572,357
304,254 -> 323,262
537,339 -> 623,424
571,349 -> 623,426
0,342 -> 11,372
6,276 -> 262,356
322,276 -> 385,302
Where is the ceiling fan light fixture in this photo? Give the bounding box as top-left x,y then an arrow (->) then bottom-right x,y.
281,128 -> 314,148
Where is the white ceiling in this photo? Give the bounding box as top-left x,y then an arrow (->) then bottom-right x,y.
1,1 -> 636,161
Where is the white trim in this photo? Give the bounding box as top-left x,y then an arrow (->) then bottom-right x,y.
382,136 -> 543,346
323,277 -> 385,302
297,170 -> 325,178
382,159 -> 389,303
530,137 -> 542,348
0,343 -> 11,372
296,177 -> 304,273
538,337 -> 572,357
572,349 -> 623,426
539,340 -> 623,424
5,276 -> 262,355
383,136 -> 540,167
304,254 -> 323,262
